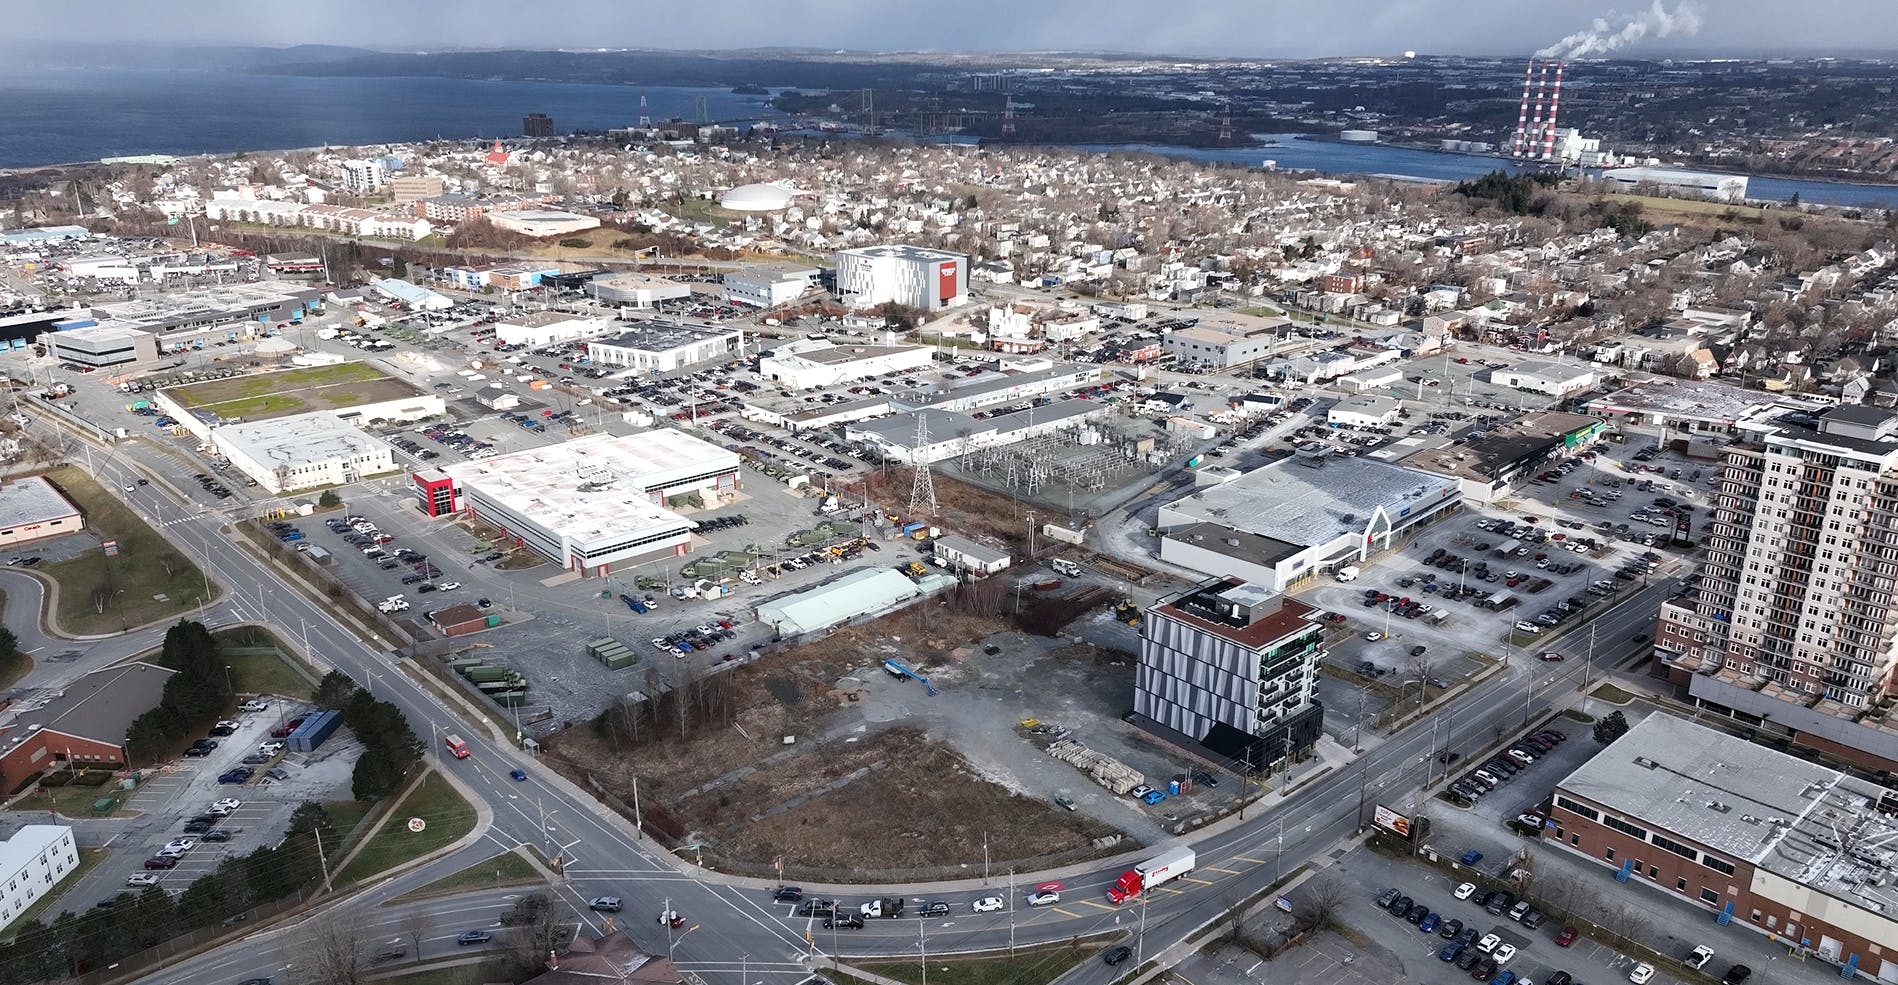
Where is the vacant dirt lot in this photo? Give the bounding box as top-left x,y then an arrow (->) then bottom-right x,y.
847,470 -> 1034,556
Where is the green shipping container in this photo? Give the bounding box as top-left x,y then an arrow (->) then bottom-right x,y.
485,614 -> 502,628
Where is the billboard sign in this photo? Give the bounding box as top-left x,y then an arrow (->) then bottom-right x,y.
938,260 -> 959,302
1373,805 -> 1413,839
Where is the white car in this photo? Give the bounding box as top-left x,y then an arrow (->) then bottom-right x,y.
1476,933 -> 1501,954
259,741 -> 285,755
1514,621 -> 1543,634
210,798 -> 242,814
127,873 -> 161,887
1364,631 -> 1385,642
1629,963 -> 1656,984
972,896 -> 1004,913
159,838 -> 195,857
1685,946 -> 1714,970
240,699 -> 269,712
1026,890 -> 1060,907
437,581 -> 461,591
1493,943 -> 1519,964
1453,882 -> 1476,900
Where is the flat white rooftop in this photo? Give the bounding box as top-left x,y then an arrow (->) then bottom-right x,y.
441,431 -> 737,549
217,412 -> 391,468
0,475 -> 81,530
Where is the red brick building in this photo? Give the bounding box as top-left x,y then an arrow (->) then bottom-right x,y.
0,662 -> 174,792
1546,714 -> 1898,980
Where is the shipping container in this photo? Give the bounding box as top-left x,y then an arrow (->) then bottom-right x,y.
286,709 -> 342,752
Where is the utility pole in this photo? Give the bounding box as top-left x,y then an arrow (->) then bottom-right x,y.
918,917 -> 928,985
1582,623 -> 1597,716
1007,867 -> 1016,954
314,826 -> 331,888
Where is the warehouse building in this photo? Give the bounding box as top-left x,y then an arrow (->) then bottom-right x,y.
40,323 -> 159,368
370,277 -> 453,312
486,209 -> 601,238
0,662 -> 175,795
494,311 -> 614,348
756,567 -> 921,639
1546,714 -> 1898,978
1600,167 -> 1748,203
846,398 -> 1104,465
439,261 -> 563,292
1399,411 -> 1606,502
1490,360 -> 1598,397
90,282 -> 326,345
723,262 -> 820,308
585,272 -> 694,308
758,338 -> 934,390
0,826 -> 78,932
891,360 -> 1104,414
586,321 -> 741,374
1159,456 -> 1462,591
213,412 -> 398,493
425,431 -> 739,577
1136,577 -> 1325,773
833,245 -> 968,312
0,475 -> 85,548
1160,315 -> 1293,369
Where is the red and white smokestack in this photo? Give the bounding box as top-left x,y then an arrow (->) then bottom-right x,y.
1512,59 -> 1536,157
1541,61 -> 1565,160
1525,62 -> 1551,160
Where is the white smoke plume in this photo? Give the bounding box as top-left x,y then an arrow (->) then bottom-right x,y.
1536,0 -> 1704,59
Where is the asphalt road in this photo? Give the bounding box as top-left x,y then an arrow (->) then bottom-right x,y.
0,418 -> 1677,985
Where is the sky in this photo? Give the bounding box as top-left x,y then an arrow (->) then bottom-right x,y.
11,0 -> 1898,58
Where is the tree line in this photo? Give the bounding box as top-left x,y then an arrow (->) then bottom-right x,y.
124,621 -> 236,764
311,670 -> 424,800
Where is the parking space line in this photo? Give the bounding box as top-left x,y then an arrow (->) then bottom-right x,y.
1236,855 -> 1271,864
1206,865 -> 1244,875
1048,906 -> 1083,918
1180,875 -> 1216,886
1073,899 -> 1118,912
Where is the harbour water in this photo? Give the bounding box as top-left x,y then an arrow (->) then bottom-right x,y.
2,69 -> 1894,210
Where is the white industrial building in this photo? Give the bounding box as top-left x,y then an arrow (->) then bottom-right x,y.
1326,393 -> 1403,429
833,245 -> 969,312
586,321 -> 741,374
494,311 -> 614,347
846,399 -> 1105,465
758,338 -> 934,390
427,431 -> 740,577
0,825 -> 77,932
1600,167 -> 1748,203
723,262 -> 820,308
931,534 -> 1012,575
1161,316 -> 1292,368
214,412 -> 398,493
756,567 -> 921,638
1159,456 -> 1462,591
42,323 -> 160,368
371,278 -> 453,312
1490,360 -> 1598,397
892,360 -> 1104,414
584,272 -> 693,308
486,209 -> 602,238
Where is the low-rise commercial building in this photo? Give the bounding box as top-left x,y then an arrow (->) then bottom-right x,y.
846,398 -> 1104,466
586,321 -> 740,374
0,826 -> 78,932
890,360 -> 1103,414
487,209 -> 601,238
1601,167 -> 1748,203
1399,411 -> 1607,502
440,261 -> 563,292
494,311 -> 613,348
0,662 -> 175,794
722,262 -> 820,308
1547,714 -> 1898,978
586,272 -> 693,308
1490,359 -> 1598,396
40,323 -> 159,368
930,534 -> 1011,575
756,567 -> 921,638
1159,456 -> 1462,591
1135,577 -> 1325,771
1327,393 -> 1402,428
423,431 -> 739,577
833,245 -> 968,312
0,475 -> 84,549
1161,316 -> 1292,368
212,412 -> 398,493
758,338 -> 934,390
389,175 -> 445,204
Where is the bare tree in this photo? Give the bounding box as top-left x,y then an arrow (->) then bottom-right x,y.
158,552 -> 184,578
503,893 -> 566,977
1292,874 -> 1349,934
89,584 -> 112,614
305,909 -> 368,985
1407,651 -> 1435,713
401,909 -> 431,962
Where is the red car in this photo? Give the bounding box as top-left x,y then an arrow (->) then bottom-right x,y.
144,856 -> 178,870
1555,925 -> 1578,947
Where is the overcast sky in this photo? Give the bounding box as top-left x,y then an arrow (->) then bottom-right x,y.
11,0 -> 1898,57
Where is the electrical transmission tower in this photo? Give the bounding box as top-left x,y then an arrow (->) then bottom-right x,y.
693,95 -> 710,124
861,89 -> 878,136
1000,74 -> 1015,136
637,95 -> 651,128
1218,100 -> 1233,145
909,416 -> 938,517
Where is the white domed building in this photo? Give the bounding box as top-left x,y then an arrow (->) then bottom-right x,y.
718,182 -> 797,212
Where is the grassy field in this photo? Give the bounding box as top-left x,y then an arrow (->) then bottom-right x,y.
1599,191 -> 1766,223
1591,682 -> 1639,704
855,943 -> 1098,985
209,625 -> 317,699
38,466 -> 213,635
168,362 -> 417,422
323,798 -> 376,843
393,851 -> 542,901
335,771 -> 479,886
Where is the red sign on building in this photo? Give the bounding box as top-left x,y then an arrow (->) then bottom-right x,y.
938,260 -> 959,303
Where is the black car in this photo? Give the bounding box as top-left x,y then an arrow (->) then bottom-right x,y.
1484,891 -> 1514,915
771,886 -> 803,902
202,829 -> 233,842
798,898 -> 836,916
1102,945 -> 1133,967
1455,949 -> 1483,971
1405,902 -> 1429,923
456,930 -> 492,945
823,914 -> 864,930
919,901 -> 950,917
1440,918 -> 1464,940
1722,967 -> 1752,985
